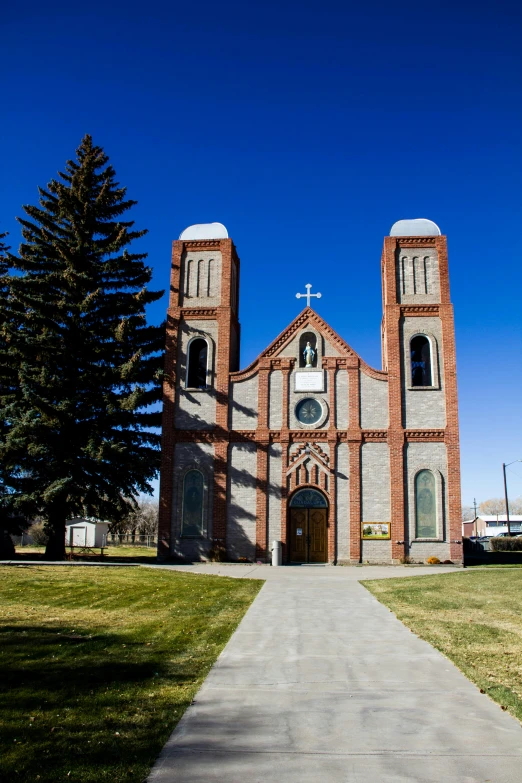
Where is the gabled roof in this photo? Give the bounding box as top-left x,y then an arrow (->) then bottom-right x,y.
231,307 -> 387,381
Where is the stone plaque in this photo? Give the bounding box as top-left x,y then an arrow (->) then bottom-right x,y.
295,371 -> 323,392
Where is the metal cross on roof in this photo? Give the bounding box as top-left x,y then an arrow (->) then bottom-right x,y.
296,283 -> 322,308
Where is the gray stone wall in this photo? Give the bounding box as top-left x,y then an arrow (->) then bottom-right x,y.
396,248 -> 440,304
336,443 -> 350,561
361,442 -> 391,522
180,250 -> 222,307
406,541 -> 451,563
360,372 -> 388,429
268,370 -> 283,429
405,441 -> 450,562
268,443 -> 283,547
226,443 -> 257,560
288,367 -> 330,430
230,374 -> 258,430
361,539 -> 392,563
402,316 -> 446,429
279,334 -> 299,358
335,370 -> 349,429
323,340 -> 341,357
171,442 -> 214,561
175,320 -> 217,429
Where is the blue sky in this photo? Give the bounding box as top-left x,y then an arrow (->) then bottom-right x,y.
2,0 -> 521,506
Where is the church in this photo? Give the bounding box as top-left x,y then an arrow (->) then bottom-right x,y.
157,219 -> 462,565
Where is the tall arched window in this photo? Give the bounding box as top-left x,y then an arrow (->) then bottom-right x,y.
182,470 -> 204,537
410,335 -> 432,387
187,338 -> 208,388
415,470 -> 437,538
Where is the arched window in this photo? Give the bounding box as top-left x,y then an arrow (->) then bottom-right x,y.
182,470 -> 204,537
289,488 -> 327,508
415,470 -> 437,538
187,338 -> 208,388
410,335 -> 432,387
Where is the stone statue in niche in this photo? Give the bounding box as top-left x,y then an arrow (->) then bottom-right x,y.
303,342 -> 315,367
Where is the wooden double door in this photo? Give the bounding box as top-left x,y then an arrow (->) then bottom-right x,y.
289,507 -> 328,563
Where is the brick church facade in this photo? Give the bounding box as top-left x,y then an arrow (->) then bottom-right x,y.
158,219 -> 462,565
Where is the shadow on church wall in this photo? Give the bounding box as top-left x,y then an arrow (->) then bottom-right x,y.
166,444 -> 283,564
175,386 -> 257,430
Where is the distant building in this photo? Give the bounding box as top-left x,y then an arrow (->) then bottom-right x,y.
65,518 -> 109,547
462,515 -> 522,537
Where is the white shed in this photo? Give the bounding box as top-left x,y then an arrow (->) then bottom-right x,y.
65,518 -> 110,548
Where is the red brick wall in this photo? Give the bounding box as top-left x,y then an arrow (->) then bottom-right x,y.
159,233 -> 462,565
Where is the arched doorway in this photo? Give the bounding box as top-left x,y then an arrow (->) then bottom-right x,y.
288,488 -> 328,563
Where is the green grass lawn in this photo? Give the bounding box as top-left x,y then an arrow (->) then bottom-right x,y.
363,570 -> 522,723
0,566 -> 262,783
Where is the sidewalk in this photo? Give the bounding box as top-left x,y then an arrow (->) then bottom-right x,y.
148,565 -> 522,783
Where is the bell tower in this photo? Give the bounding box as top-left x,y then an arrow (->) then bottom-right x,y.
381,219 -> 462,564
158,223 -> 240,559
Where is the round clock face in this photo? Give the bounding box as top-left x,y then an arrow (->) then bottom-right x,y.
295,397 -> 322,425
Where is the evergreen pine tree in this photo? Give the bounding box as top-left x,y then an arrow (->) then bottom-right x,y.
0,231 -> 25,556
3,136 -> 164,559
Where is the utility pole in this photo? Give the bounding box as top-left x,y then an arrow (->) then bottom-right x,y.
473,497 -> 478,539
503,463 -> 510,536
502,460 -> 522,536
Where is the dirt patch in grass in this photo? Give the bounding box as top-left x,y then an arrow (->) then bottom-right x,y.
363,570 -> 522,723
0,566 -> 262,782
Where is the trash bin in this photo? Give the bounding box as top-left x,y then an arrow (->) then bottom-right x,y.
272,540 -> 282,567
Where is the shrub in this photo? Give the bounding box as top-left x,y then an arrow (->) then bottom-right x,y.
490,536 -> 522,552
399,555 -> 413,564
29,522 -> 49,546
443,560 -> 454,564
426,556 -> 441,564
209,544 -> 227,562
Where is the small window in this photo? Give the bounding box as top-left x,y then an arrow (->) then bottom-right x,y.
187,338 -> 208,388
410,335 -> 432,387
182,470 -> 204,537
415,470 -> 437,538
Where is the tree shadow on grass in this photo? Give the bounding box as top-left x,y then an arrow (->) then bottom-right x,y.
0,625 -> 202,783
9,551 -> 156,564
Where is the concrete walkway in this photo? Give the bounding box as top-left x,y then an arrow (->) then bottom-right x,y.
148,564 -> 522,782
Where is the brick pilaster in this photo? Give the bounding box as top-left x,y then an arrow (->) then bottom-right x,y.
281,359 -> 292,430
158,241 -> 183,558
347,359 -> 362,562
382,238 -> 406,561
280,438 -> 289,561
254,359 -> 271,560
325,359 -> 337,562
213,441 -> 229,548
278,361 -> 292,562
328,434 -> 337,563
437,238 -> 462,561
348,441 -> 361,562
255,442 -> 269,560
215,241 -> 232,431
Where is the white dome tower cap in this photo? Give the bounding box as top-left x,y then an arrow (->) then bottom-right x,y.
179,222 -> 228,240
390,218 -> 441,237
